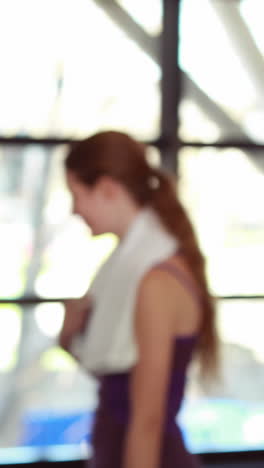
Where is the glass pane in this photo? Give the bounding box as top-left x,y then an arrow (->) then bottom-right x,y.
0,144 -> 52,298
0,0 -> 160,140
0,303 -> 96,462
179,0 -> 264,143
179,146 -> 264,296
180,299 -> 264,453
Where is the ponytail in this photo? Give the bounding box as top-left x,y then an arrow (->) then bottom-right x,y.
148,168 -> 219,379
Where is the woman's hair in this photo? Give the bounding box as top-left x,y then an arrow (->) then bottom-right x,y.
65,131 -> 219,379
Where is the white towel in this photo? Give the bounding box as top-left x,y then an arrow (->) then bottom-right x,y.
69,208 -> 179,374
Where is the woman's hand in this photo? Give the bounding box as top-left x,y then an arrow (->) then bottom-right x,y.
59,293 -> 92,350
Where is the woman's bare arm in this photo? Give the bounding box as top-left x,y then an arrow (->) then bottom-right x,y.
123,270 -> 176,468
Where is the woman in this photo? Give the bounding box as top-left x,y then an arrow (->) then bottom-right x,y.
59,131 -> 218,468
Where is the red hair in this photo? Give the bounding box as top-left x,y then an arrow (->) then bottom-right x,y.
65,131 -> 219,378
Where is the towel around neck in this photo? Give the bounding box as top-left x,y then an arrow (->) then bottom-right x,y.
69,207 -> 179,375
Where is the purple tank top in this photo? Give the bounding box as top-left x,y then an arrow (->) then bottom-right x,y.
98,335 -> 197,435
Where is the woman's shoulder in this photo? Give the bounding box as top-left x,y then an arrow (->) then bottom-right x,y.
140,253 -> 198,298
136,254 -> 202,336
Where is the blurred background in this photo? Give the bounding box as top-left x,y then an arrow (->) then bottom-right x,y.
0,1 -> 264,467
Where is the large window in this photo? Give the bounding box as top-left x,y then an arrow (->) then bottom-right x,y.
0,0 -> 160,140
178,148 -> 264,452
180,0 -> 264,144
178,0 -> 264,454
1,0 -> 264,463
179,147 -> 264,296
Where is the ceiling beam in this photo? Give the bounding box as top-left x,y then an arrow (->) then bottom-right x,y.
212,1 -> 264,97
93,0 -> 160,62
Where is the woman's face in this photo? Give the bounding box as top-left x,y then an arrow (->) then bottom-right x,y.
66,170 -> 113,235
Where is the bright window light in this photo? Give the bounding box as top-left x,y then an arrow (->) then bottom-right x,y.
0,0 -> 160,139
180,0 -> 257,114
